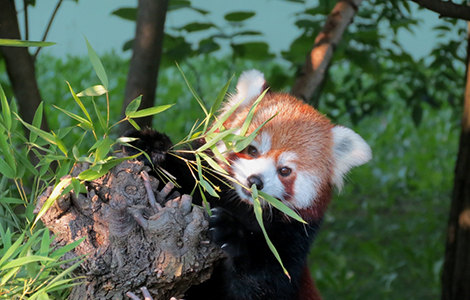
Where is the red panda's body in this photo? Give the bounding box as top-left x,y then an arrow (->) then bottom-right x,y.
123,70 -> 371,300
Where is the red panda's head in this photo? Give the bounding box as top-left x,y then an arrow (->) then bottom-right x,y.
217,70 -> 372,220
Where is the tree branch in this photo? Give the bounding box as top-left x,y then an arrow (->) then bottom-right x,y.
411,0 -> 470,22
33,0 -> 63,61
291,0 -> 363,105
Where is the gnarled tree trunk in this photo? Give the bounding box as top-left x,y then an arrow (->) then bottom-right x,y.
36,156 -> 221,300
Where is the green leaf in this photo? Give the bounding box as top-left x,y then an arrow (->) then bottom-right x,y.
127,104 -> 174,118
206,98 -> 243,136
30,102 -> 44,143
93,99 -> 109,135
14,148 -> 38,177
66,82 -> 93,124
233,113 -> 277,152
128,118 -> 141,130
84,36 -> 109,90
176,63 -> 208,116
252,186 -> 290,279
224,11 -> 256,22
111,7 -> 137,21
0,232 -> 24,268
0,84 -> 11,131
77,154 -> 140,181
125,95 -> 142,116
205,76 -> 233,132
77,85 -> 108,97
93,137 -> 114,163
34,177 -> 72,227
179,22 -> 215,32
0,255 -> 55,270
53,105 -> 93,130
232,42 -> 274,61
0,38 -> 55,47
197,128 -> 237,152
0,131 -> 16,176
258,191 -> 306,224
239,89 -> 268,136
198,152 -> 228,175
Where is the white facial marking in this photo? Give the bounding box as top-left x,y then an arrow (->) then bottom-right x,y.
294,172 -> 321,209
251,132 -> 272,155
231,157 -> 285,203
278,151 -> 297,166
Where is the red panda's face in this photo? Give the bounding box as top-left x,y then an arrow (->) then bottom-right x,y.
216,70 -> 372,214
222,94 -> 334,210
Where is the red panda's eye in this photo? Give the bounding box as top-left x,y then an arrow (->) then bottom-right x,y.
246,145 -> 259,158
278,167 -> 292,177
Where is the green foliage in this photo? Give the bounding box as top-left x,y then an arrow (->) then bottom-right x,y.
0,228 -> 84,300
0,42 -> 171,299
111,1 -> 275,64
310,102 -> 457,299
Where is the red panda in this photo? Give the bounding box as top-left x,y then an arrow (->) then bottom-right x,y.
123,70 -> 372,300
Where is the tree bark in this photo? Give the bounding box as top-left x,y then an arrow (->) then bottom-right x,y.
35,156 -> 221,300
441,23 -> 470,300
291,0 -> 363,106
0,0 -> 49,132
119,0 -> 169,135
410,0 -> 470,22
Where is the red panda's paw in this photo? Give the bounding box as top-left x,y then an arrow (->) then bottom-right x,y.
208,208 -> 248,258
121,128 -> 173,167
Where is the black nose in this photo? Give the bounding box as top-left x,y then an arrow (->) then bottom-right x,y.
247,175 -> 264,191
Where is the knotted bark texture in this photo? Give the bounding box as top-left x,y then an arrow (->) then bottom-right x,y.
35,155 -> 222,300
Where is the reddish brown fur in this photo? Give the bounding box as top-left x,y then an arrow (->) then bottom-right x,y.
222,92 -> 334,221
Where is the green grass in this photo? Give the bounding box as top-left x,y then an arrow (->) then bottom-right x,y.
30,53 -> 458,299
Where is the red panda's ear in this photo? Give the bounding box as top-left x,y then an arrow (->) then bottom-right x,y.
225,69 -> 266,110
331,126 -> 372,190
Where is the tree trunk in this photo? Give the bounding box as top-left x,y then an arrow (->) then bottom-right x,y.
291,0 -> 363,106
35,156 -> 221,300
0,0 -> 49,132
119,0 -> 169,135
441,23 -> 470,300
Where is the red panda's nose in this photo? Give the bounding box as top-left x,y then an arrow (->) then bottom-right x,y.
247,175 -> 264,191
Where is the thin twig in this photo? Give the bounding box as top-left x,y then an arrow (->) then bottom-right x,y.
33,0 -> 64,61
23,0 -> 29,40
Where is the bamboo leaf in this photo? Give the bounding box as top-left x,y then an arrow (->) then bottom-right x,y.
77,154 -> 140,181
77,85 -> 108,97
128,118 -> 140,130
197,128 -> 237,152
34,177 -> 72,227
176,63 -> 208,116
93,99 -> 109,135
127,104 -> 174,118
84,36 -> 109,89
206,97 -> 243,136
239,88 -> 268,136
0,38 -> 55,47
233,113 -> 277,152
0,232 -> 24,267
204,76 -> 233,132
93,137 -> 114,163
199,152 -> 228,175
66,82 -> 93,124
0,84 -> 11,131
30,102 -> 44,143
258,191 -> 306,224
53,105 -> 93,130
125,95 -> 142,116
0,256 -> 55,270
252,185 -> 290,279
0,131 -> 16,175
